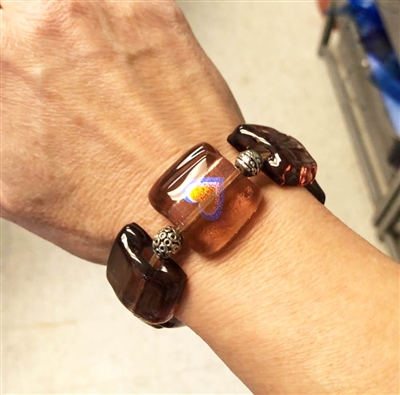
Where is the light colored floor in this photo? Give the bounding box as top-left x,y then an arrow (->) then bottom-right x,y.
1,2 -> 388,394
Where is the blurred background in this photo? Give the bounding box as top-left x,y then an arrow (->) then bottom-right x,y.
2,1 -> 399,394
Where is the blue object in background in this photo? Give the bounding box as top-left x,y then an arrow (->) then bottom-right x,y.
368,55 -> 400,135
346,0 -> 400,136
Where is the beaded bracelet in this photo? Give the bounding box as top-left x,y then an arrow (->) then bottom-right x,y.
107,124 -> 325,328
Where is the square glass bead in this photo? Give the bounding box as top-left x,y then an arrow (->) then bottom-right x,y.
107,223 -> 186,326
148,143 -> 261,255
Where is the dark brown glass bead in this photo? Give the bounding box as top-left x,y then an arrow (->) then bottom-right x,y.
107,223 -> 186,327
305,180 -> 326,205
227,124 -> 318,187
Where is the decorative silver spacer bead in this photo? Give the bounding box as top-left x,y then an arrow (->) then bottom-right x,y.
152,226 -> 183,259
235,149 -> 264,177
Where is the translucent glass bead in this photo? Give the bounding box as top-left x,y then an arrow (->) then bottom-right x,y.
228,124 -> 318,186
107,223 -> 186,327
149,143 -> 261,255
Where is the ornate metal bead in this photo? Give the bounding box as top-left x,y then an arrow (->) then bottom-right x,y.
235,150 -> 263,177
152,226 -> 183,259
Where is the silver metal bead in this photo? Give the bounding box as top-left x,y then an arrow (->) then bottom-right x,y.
235,149 -> 263,177
152,226 -> 183,259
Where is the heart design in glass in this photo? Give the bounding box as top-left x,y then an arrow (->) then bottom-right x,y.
183,177 -> 224,221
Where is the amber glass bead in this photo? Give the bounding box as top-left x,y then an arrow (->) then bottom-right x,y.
148,143 -> 261,255
228,124 -> 317,187
107,223 -> 186,327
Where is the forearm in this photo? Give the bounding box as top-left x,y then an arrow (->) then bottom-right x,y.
174,174 -> 399,394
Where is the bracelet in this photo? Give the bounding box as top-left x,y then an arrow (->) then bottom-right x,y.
106,124 -> 325,328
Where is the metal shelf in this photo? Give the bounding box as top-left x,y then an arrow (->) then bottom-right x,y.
319,2 -> 400,261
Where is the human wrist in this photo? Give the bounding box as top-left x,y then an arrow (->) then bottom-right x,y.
103,122 -> 324,324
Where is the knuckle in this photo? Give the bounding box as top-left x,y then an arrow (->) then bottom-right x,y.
33,1 -> 93,40
144,1 -> 187,29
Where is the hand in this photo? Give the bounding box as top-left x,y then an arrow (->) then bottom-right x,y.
1,0 -> 243,263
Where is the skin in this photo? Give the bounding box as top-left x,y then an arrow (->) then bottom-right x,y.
1,2 -> 399,393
